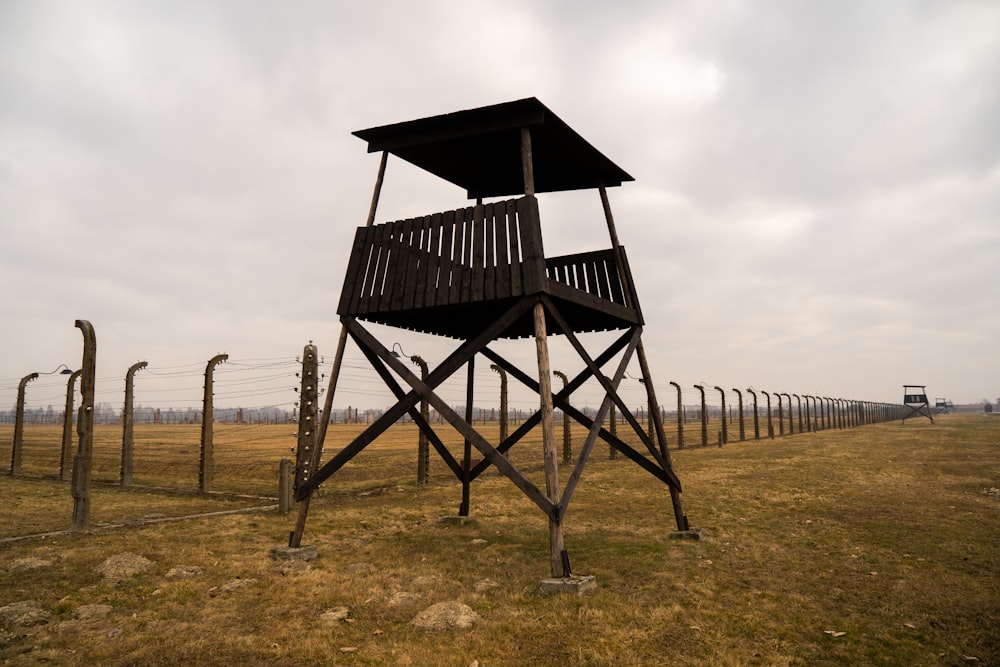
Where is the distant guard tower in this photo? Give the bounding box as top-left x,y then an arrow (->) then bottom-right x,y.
293,98 -> 691,579
902,385 -> 934,424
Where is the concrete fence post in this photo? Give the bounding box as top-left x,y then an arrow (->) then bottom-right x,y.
490,364 -> 509,458
746,388 -> 760,440
554,370 -> 571,464
732,388 -> 745,441
60,369 -> 82,481
777,393 -> 785,436
670,381 -> 684,449
693,384 -> 708,447
119,360 -> 148,486
714,386 -> 728,444
71,319 -> 97,531
9,373 -> 38,475
762,391 -> 774,439
293,343 -> 319,495
199,353 -> 228,493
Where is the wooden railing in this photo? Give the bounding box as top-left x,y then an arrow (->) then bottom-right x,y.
546,248 -> 630,309
339,196 -> 544,316
337,195 -> 636,319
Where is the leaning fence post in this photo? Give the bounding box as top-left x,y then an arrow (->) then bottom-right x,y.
714,386 -> 728,444
490,364 -> 509,458
776,393 -> 785,436
731,388 -> 745,441
762,391 -> 774,439
120,360 -> 148,487
60,369 -> 82,481
554,370 -> 571,464
669,382 -> 684,449
693,384 -> 708,447
199,353 -> 228,493
9,372 -> 38,475
71,319 -> 96,531
746,388 -> 760,440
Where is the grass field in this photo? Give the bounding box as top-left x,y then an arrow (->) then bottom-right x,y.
1,414 -> 998,665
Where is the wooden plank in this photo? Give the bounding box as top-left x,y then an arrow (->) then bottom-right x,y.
585,258 -> 600,298
459,206 -> 474,303
449,208 -> 467,304
353,227 -> 379,315
483,203 -> 496,301
607,250 -> 626,305
591,258 -> 610,300
402,215 -> 429,310
419,213 -> 442,309
437,210 -> 456,306
494,202 -> 511,298
506,199 -> 522,296
389,217 -> 414,311
340,226 -> 372,315
363,223 -> 392,313
471,204 -> 485,302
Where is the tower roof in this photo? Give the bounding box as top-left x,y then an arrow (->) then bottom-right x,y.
353,97 -> 633,199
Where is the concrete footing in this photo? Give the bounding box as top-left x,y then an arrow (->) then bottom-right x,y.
668,528 -> 704,541
438,515 -> 477,525
538,574 -> 598,596
269,545 -> 318,561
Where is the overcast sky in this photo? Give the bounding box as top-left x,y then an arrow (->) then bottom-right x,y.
2,0 -> 998,416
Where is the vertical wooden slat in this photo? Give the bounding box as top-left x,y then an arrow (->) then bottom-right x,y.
585,260 -> 600,298
388,218 -> 413,311
607,252 -> 625,305
421,213 -> 443,308
340,226 -> 373,315
438,210 -> 456,306
471,204 -> 486,302
507,199 -> 522,296
456,206 -> 474,303
494,203 -> 511,298
363,223 -> 392,313
591,258 -> 610,300
402,215 -> 428,310
483,203 -> 497,301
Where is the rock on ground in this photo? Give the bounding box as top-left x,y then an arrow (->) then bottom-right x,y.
0,600 -> 50,628
73,604 -> 112,621
6,557 -> 53,572
96,553 -> 153,582
319,607 -> 350,622
164,565 -> 203,580
411,601 -> 479,630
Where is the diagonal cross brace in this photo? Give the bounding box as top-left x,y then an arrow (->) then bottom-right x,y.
478,324 -> 681,492
473,328 -> 634,478
296,297 -> 534,500
343,316 -> 558,519
354,342 -> 464,479
541,295 -> 673,472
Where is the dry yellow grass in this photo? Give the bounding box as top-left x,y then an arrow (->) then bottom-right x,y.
1,414 -> 998,665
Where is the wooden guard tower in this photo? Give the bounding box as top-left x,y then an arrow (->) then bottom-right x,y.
902,385 -> 934,424
293,98 -> 691,578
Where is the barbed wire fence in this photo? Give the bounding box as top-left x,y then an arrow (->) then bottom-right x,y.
2,343 -> 907,500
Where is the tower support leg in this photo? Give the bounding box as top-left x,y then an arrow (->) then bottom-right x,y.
533,301 -> 566,577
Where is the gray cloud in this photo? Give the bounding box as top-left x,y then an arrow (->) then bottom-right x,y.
2,0 -> 998,412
